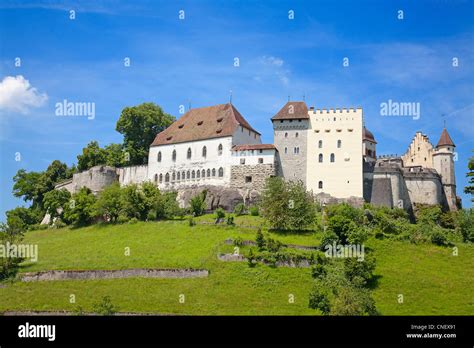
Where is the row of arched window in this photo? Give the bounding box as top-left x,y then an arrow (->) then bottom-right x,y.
318,153 -> 336,163
157,144 -> 223,162
318,140 -> 342,148
154,167 -> 224,184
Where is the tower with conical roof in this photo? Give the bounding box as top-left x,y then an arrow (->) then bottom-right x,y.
432,127 -> 457,210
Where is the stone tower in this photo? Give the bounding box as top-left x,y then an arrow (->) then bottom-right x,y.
271,101 -> 309,184
432,128 -> 457,211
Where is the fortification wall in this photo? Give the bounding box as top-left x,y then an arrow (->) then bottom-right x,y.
117,165 -> 149,186
230,163 -> 276,192
71,165 -> 118,194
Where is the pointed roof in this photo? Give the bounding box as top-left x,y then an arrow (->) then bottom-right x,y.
271,101 -> 309,121
436,128 -> 455,147
363,127 -> 377,144
151,103 -> 260,146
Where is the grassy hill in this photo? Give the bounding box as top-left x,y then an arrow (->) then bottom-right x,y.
0,216 -> 473,315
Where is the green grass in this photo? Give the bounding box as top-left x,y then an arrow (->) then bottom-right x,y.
0,218 -> 472,315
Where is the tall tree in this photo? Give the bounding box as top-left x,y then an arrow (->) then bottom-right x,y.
77,141 -> 107,171
464,154 -> 474,202
116,103 -> 175,165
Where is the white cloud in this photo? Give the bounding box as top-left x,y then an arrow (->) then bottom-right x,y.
262,56 -> 284,67
0,75 -> 48,114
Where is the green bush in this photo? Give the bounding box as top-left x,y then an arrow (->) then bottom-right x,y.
147,210 -> 157,221
63,187 -> 97,226
28,223 -> 48,231
95,183 -> 123,223
234,203 -> 246,216
215,208 -> 226,219
128,217 -> 139,224
116,215 -> 130,224
93,296 -> 119,315
256,229 -> 265,251
457,209 -> 474,242
190,191 -> 207,217
249,205 -> 259,216
226,215 -> 235,226
233,236 -> 244,247
431,227 -> 448,246
188,217 -> 196,227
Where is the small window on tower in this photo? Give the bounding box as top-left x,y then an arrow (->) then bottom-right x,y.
245,176 -> 252,183
258,158 -> 263,164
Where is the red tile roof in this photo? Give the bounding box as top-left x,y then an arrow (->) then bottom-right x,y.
151,103 -> 260,146
436,128 -> 455,147
363,127 -> 377,143
232,144 -> 276,151
271,101 -> 309,120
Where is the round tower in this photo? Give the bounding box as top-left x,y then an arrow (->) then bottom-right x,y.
432,127 -> 457,210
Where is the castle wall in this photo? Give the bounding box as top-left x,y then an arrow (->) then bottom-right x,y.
117,165 -> 149,186
306,108 -> 363,198
71,166 -> 118,194
230,163 -> 277,192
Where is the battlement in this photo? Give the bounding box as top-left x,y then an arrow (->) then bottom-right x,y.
311,107 -> 362,114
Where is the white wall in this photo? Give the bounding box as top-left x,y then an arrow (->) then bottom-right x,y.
118,165 -> 149,186
231,149 -> 276,165
232,126 -> 261,145
306,108 -> 363,198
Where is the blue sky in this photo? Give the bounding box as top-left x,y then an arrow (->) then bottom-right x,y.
0,0 -> 473,219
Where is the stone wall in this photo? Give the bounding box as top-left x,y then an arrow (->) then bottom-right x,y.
117,165 -> 149,186
69,165 -> 118,194
229,163 -> 276,192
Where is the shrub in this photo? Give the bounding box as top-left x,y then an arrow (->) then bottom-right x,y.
95,183 -> 123,223
265,236 -> 283,252
234,203 -> 246,216
457,209 -> 474,243
308,282 -> 331,314
431,227 -> 448,246
128,217 -> 139,224
147,210 -> 157,221
226,215 -> 235,226
0,223 -> 24,280
117,215 -> 130,224
249,205 -> 259,216
247,247 -> 256,267
93,296 -> 118,315
190,191 -> 207,217
188,217 -> 196,227
120,184 -> 147,220
6,207 -> 42,232
256,229 -> 265,251
343,255 -> 376,287
28,223 -> 48,231
415,204 -> 442,226
330,286 -> 377,316
215,208 -> 226,219
63,187 -> 97,226
233,236 -> 244,247
319,230 -> 338,250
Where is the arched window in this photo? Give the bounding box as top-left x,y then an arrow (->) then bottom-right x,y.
319,153 -> 323,163
182,171 -> 186,180
157,151 -> 162,162
187,170 -> 190,179
172,172 -> 176,181
165,173 -> 170,182
212,168 -> 216,177
330,153 -> 335,162
218,144 -> 223,156
197,170 -> 200,178
295,132 -> 299,138
172,150 -> 177,161
318,140 -> 323,148
218,167 -> 224,177
284,147 -> 288,154
177,172 -> 181,181
159,174 -> 163,183
337,140 -> 342,148
202,146 -> 207,158
187,148 -> 192,159
154,174 -> 158,183
202,169 -> 205,178
192,170 -> 195,179
285,132 -> 288,138
318,181 -> 323,189
207,169 -> 210,177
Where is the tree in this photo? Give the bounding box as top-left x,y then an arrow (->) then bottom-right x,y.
116,103 -> 175,165
5,207 -> 42,232
77,141 -> 107,171
63,187 -> 97,226
260,177 -> 289,230
0,223 -> 24,280
95,183 -> 123,223
43,189 -> 71,223
121,184 -> 148,220
189,191 -> 207,216
104,143 -> 128,167
465,154 -> 474,202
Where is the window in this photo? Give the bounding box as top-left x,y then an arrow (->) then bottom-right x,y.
318,140 -> 323,148
240,158 -> 246,165
182,171 -> 186,180
284,147 -> 288,154
165,173 -> 170,182
202,169 -> 205,178
154,174 -> 158,183
172,172 -> 176,181
212,168 -> 216,177
157,151 -> 162,162
192,170 -> 195,179
294,147 -> 299,154
202,146 -> 207,158
207,169 -> 210,177
318,181 -> 323,189
159,174 -> 163,183
218,144 -> 223,156
295,132 -> 299,138
337,140 -> 341,148
319,153 -> 323,163
172,149 -> 176,161
197,170 -> 201,178
177,172 -> 181,181
187,148 -> 192,159
285,132 -> 288,138
245,176 -> 252,183
330,153 -> 335,162
258,158 -> 263,164
218,167 -> 224,177
187,170 -> 190,179
259,149 -> 263,153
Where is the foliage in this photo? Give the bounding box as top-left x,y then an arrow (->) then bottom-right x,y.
116,102 -> 175,165
255,229 -> 265,251
0,223 -> 24,280
233,203 -> 246,216
226,215 -> 235,226
456,209 -> 474,243
189,191 -> 207,217
260,177 -> 316,230
77,141 -> 107,171
5,207 -> 42,232
92,296 -> 118,315
104,143 -> 128,167
343,254 -> 377,287
63,187 -> 97,226
415,204 -> 442,226
43,189 -> 71,222
120,184 -> 147,220
464,155 -> 474,202
249,205 -> 259,216
95,183 -> 123,223
215,208 -> 226,219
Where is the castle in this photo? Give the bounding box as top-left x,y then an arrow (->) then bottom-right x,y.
54,101 -> 459,213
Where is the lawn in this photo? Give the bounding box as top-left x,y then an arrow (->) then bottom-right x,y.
0,217 -> 472,315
